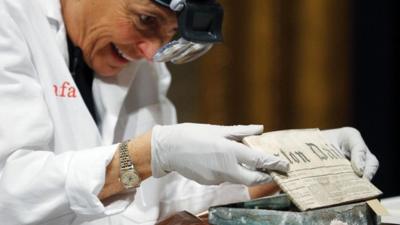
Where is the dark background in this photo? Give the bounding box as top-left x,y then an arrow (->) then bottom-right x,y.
353,0 -> 399,198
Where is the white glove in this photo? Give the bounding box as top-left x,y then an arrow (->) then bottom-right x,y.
151,123 -> 289,186
321,127 -> 379,180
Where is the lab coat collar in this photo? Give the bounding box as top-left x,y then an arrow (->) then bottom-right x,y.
39,0 -> 69,64
41,0 -> 63,26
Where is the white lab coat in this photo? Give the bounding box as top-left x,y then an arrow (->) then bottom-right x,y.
0,0 -> 250,224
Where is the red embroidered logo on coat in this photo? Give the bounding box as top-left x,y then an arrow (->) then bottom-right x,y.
53,81 -> 77,98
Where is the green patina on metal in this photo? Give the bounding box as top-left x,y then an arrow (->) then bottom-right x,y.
208,194 -> 375,225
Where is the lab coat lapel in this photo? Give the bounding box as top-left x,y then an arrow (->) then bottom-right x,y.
40,0 -> 69,64
92,62 -> 139,145
29,0 -> 102,151
41,0 -> 139,146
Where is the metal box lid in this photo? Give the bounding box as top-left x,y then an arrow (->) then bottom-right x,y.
208,194 -> 375,225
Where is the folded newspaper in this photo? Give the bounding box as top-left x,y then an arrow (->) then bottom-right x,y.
243,129 -> 382,211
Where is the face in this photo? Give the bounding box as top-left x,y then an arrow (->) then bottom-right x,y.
65,0 -> 178,76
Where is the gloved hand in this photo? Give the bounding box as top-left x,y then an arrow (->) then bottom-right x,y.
321,127 -> 379,180
151,123 -> 289,186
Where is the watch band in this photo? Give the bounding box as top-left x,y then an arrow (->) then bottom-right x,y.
119,140 -> 140,189
119,140 -> 134,170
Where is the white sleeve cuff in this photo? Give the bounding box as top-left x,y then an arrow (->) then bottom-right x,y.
212,183 -> 250,206
65,144 -> 132,216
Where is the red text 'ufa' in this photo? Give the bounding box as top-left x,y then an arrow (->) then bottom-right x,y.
53,81 -> 77,98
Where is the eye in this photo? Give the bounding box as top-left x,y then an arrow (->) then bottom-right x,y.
139,14 -> 157,26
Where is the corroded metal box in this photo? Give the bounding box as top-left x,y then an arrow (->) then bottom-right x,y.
208,194 -> 376,225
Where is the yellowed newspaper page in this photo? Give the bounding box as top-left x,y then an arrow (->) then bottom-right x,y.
243,129 -> 382,211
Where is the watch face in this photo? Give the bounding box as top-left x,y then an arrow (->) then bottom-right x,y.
121,170 -> 140,188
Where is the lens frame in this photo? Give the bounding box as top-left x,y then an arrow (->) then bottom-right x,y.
153,38 -> 213,64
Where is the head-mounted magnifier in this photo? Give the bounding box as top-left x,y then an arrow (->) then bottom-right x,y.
153,0 -> 224,64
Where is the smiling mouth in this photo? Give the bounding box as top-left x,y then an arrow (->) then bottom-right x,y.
111,43 -> 134,62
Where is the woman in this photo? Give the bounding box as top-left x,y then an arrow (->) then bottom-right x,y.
0,0 -> 378,224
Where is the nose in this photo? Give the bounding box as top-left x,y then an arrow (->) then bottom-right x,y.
136,40 -> 162,61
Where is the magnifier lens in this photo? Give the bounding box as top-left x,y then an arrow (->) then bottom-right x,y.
152,0 -> 223,63
153,38 -> 192,62
171,43 -> 213,64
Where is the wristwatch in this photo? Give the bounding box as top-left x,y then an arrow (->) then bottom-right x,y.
119,140 -> 141,189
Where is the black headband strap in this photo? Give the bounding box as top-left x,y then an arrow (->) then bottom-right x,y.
153,0 -> 172,7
